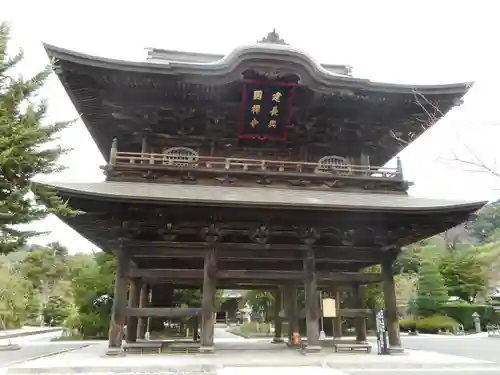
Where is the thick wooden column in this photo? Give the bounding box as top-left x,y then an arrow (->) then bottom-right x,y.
303,246 -> 320,352
284,284 -> 298,345
382,257 -> 403,352
353,283 -> 367,344
136,282 -> 149,339
199,246 -> 217,353
332,289 -> 343,338
107,250 -> 130,355
126,278 -> 141,343
192,316 -> 199,341
272,289 -> 284,343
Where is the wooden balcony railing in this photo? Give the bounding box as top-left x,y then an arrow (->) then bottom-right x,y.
108,143 -> 403,180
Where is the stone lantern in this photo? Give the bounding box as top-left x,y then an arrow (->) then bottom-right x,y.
472,312 -> 481,334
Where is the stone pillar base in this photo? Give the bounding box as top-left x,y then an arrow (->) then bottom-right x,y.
105,347 -> 125,357
272,338 -> 284,344
303,345 -> 322,353
198,346 -> 215,354
0,344 -> 21,351
388,346 -> 405,354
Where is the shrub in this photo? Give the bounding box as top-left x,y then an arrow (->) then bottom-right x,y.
415,315 -> 460,334
399,319 -> 417,332
493,311 -> 500,325
439,302 -> 495,330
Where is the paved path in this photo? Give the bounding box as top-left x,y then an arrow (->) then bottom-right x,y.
402,335 -> 500,363
0,330 -> 87,368
5,339 -> 500,374
3,329 -> 500,374
214,327 -> 245,341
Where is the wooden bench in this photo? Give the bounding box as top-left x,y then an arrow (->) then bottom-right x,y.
165,342 -> 200,353
123,341 -> 163,354
333,343 -> 372,353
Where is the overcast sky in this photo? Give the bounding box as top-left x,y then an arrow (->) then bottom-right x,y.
3,0 -> 500,253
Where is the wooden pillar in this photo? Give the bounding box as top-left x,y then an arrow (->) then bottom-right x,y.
126,278 -> 141,343
303,246 -> 320,352
141,137 -> 148,154
284,284 -> 298,345
332,289 -> 343,338
107,250 -> 129,355
353,283 -> 367,344
199,246 -> 217,353
192,316 -> 199,341
272,289 -> 284,343
136,282 -> 148,339
382,257 -> 403,352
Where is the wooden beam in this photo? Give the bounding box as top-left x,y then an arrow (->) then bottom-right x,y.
125,307 -> 201,318
128,268 -> 383,283
134,259 -> 358,272
123,240 -> 382,253
337,308 -> 373,318
129,246 -> 381,263
150,281 -> 369,289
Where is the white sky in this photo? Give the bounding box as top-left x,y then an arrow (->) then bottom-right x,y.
2,0 -> 500,253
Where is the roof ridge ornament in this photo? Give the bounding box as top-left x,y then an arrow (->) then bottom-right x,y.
257,29 -> 288,45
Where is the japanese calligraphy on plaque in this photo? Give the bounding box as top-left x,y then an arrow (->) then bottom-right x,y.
239,82 -> 295,140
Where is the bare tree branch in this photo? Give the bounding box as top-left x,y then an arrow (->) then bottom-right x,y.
391,88 -> 500,179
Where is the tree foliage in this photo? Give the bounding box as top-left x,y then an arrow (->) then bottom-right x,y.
0,263 -> 33,328
468,202 -> 500,243
0,22 -> 76,254
413,254 -> 449,316
245,291 -> 274,317
439,250 -> 488,303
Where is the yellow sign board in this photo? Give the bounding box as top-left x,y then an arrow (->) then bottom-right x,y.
322,298 -> 336,317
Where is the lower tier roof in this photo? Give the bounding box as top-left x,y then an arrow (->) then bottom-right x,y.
39,181 -> 486,213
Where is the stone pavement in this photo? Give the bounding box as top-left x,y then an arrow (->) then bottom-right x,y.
0,330 -> 87,368
4,339 -> 500,374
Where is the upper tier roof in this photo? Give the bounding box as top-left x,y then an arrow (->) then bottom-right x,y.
45,32 -> 470,94
44,30 -> 471,164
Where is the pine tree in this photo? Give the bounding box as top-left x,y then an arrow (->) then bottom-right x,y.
0,22 -> 76,254
413,255 -> 449,317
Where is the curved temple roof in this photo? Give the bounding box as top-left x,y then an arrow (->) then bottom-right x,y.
44,30 -> 472,94
44,30 -> 473,165
39,181 -> 486,213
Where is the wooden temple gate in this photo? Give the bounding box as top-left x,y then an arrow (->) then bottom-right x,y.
40,30 -> 486,355
104,237 -> 403,354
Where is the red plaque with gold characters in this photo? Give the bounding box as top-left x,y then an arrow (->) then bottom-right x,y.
239,81 -> 295,141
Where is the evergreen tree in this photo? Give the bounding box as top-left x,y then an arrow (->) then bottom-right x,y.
413,255 -> 449,316
0,22 -> 75,254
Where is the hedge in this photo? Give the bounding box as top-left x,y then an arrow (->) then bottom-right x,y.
399,315 -> 460,334
439,302 -> 495,330
416,315 -> 460,333
399,319 -> 417,331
